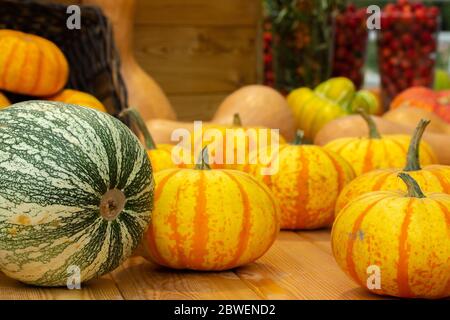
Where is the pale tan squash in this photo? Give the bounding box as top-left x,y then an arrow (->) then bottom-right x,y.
213,85 -> 296,141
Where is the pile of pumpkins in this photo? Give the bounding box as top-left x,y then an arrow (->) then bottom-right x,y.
0,29 -> 448,300
130,97 -> 449,299
0,29 -> 107,112
121,80 -> 449,299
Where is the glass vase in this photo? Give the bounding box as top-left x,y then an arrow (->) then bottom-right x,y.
332,3 -> 369,89
378,3 -> 440,105
264,0 -> 339,93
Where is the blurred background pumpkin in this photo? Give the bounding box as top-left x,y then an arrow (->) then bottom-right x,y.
0,92 -> 10,108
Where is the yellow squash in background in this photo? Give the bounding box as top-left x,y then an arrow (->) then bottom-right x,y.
192,114 -> 286,170
288,77 -> 380,141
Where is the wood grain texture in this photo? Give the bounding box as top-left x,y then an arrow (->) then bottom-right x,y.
132,0 -> 262,120
169,94 -> 227,121
296,229 -> 334,255
110,256 -> 260,300
53,0 -> 262,121
135,0 -> 260,26
134,26 -> 258,95
0,232 -> 389,300
0,274 -> 123,300
234,232 -> 380,300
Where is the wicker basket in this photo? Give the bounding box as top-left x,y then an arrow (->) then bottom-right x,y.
0,0 -> 128,118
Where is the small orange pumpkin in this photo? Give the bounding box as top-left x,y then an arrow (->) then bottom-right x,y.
0,30 -> 68,96
324,109 -> 437,176
246,131 -> 355,230
336,119 -> 450,213
0,92 -> 10,108
48,89 -> 106,113
141,148 -> 280,270
332,173 -> 450,299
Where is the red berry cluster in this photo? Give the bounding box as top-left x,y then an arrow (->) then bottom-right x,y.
263,21 -> 274,87
379,0 -> 440,103
332,4 -> 368,89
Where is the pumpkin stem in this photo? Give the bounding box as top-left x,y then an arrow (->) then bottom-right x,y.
404,119 -> 430,172
292,130 -> 305,145
357,108 -> 381,139
99,189 -> 126,221
398,173 -> 426,199
233,113 -> 243,126
119,108 -> 156,150
195,146 -> 211,170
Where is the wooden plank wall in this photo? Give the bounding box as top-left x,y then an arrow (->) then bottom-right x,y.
55,0 -> 262,121
133,0 -> 262,120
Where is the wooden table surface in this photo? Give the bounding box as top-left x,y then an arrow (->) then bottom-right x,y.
0,230 -> 383,300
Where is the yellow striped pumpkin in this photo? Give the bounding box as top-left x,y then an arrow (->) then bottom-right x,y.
246,131 -> 355,230
192,114 -> 286,170
324,110 -> 437,176
332,173 -> 450,299
142,149 -> 280,270
0,91 -> 10,108
0,30 -> 68,96
48,89 -> 106,113
336,119 -> 450,213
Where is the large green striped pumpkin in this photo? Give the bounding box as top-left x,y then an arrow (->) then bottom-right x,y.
0,101 -> 154,286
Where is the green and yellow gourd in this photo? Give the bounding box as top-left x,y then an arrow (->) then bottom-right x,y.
288,77 -> 380,141
0,101 -> 154,286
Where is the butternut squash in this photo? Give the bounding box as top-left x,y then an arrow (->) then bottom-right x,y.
314,115 -> 450,165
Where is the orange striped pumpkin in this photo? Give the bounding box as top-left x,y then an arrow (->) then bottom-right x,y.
324,110 -> 437,176
246,131 -> 355,230
332,173 -> 450,299
142,148 -> 280,270
0,30 -> 68,96
0,91 -> 10,108
48,89 -> 106,113
336,119 -> 450,213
